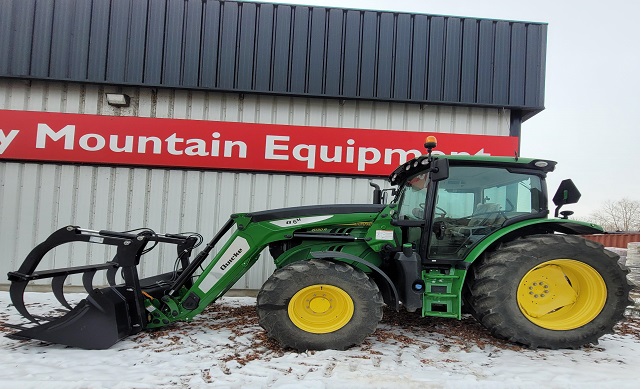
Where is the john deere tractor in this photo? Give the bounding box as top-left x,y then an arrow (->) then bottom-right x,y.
6,137 -> 631,351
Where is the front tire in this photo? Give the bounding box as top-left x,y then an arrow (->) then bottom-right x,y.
467,234 -> 631,349
256,259 -> 384,351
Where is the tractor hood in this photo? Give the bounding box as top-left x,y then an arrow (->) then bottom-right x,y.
245,204 -> 385,222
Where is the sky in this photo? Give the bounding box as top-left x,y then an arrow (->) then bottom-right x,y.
254,0 -> 640,220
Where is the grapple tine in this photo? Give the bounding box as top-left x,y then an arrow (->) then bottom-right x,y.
51,275 -> 72,310
82,270 -> 97,294
8,281 -> 38,323
106,267 -> 117,286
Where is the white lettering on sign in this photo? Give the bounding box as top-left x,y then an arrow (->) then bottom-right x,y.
224,140 -> 247,158
265,135 -> 290,160
36,123 -> 75,150
346,139 -> 355,163
166,133 -> 184,155
110,135 -> 134,153
32,124 -> 249,158
197,236 -> 250,294
185,138 -> 207,156
265,135 -> 423,172
79,133 -> 106,151
358,147 -> 381,171
320,145 -> 341,162
384,148 -> 423,165
137,136 -> 160,154
0,129 -> 19,154
293,143 -> 316,168
270,215 -> 333,228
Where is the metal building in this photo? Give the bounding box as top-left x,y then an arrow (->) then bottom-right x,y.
0,0 -> 547,289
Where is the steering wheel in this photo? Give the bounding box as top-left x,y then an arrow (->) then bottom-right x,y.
419,203 -> 448,218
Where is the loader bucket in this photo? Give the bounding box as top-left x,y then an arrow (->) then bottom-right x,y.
9,286 -> 138,349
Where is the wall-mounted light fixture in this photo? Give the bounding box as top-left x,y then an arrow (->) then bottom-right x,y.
105,93 -> 130,107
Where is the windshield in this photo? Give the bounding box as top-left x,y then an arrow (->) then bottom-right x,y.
396,171 -> 430,220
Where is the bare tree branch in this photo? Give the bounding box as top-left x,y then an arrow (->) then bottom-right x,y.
589,198 -> 640,232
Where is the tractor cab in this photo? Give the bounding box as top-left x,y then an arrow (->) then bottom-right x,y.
381,139 -> 564,317
388,139 -> 557,267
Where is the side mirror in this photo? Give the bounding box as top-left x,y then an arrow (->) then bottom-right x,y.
430,158 -> 449,182
552,179 -> 581,218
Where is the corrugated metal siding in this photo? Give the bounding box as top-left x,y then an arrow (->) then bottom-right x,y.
0,79 -> 510,289
582,234 -> 641,249
0,0 -> 547,115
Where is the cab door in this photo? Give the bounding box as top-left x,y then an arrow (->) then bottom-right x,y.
392,170 -> 432,249
424,165 -> 546,262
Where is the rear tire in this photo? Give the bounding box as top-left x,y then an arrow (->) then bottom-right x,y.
256,259 -> 384,351
467,234 -> 631,349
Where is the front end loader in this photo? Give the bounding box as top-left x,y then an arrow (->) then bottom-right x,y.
5,137 -> 632,351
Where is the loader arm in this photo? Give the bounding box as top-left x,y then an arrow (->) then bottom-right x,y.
166,207 -> 384,324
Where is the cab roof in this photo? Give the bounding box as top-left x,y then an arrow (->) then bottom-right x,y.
388,154 -> 557,186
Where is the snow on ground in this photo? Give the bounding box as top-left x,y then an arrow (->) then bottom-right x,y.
0,291 -> 639,389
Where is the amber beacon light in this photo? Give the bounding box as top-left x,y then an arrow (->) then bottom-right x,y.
424,136 -> 437,152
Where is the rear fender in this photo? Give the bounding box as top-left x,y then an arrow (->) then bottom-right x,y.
463,218 -> 604,265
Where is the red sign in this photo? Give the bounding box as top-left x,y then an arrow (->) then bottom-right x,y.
0,110 -> 518,177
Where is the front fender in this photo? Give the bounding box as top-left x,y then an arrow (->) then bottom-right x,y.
310,251 -> 400,311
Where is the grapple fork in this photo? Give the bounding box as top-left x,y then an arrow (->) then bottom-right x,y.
6,226 -> 197,349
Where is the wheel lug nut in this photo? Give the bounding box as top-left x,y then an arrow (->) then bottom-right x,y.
529,292 -> 533,295
533,282 -> 537,286
540,294 -> 545,298
534,295 -> 539,298
545,290 -> 549,293
529,286 -> 533,290
539,282 -> 544,285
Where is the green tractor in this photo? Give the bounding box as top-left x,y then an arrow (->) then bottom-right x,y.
7,138 -> 631,351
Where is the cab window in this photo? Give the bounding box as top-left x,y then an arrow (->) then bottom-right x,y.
429,166 -> 544,259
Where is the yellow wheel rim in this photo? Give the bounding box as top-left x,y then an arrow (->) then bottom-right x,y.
517,259 -> 607,330
288,284 -> 354,334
